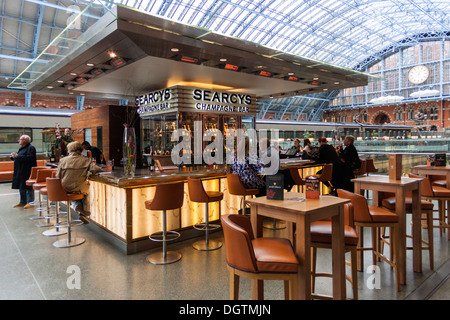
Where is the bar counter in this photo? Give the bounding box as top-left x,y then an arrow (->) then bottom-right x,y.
86,159 -> 319,254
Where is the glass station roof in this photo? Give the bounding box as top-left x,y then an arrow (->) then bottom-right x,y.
2,0 -> 450,119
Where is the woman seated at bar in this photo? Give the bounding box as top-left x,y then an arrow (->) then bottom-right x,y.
229,138 -> 266,196
285,138 -> 302,157
56,141 -> 102,223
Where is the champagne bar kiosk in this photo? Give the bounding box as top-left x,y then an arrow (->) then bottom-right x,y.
137,85 -> 257,165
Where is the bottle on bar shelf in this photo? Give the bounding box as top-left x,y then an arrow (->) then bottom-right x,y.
149,146 -> 155,172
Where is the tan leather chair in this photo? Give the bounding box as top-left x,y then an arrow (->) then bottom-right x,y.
289,167 -> 306,192
310,203 -> 359,300
145,182 -> 184,264
221,214 -> 299,300
365,158 -> 378,175
317,163 -> 333,194
353,159 -> 367,178
187,177 -> 223,251
409,173 -> 450,239
337,188 -> 400,291
25,166 -> 48,207
226,173 -> 259,216
29,169 -> 55,220
46,178 -> 85,248
380,176 -> 435,270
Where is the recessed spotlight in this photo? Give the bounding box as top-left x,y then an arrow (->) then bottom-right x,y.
334,81 -> 340,85
57,80 -> 64,83
80,93 -> 85,96
86,63 -> 94,67
313,77 -> 319,80
47,86 -> 53,89
108,51 -> 117,58
70,72 -> 77,76
323,88 -> 329,91
69,92 -> 74,95
220,58 -> 227,62
288,72 -> 294,76
171,48 -> 179,52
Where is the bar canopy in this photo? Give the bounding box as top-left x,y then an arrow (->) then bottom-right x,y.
12,5 -> 374,101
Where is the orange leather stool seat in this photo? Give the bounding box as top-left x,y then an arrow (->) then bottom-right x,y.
227,173 -> 259,216
221,214 -> 299,300
45,178 -> 85,248
188,177 -> 224,251
145,182 -> 185,265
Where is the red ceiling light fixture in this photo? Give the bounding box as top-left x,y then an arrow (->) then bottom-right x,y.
75,77 -> 87,84
258,70 -> 272,77
284,75 -> 299,81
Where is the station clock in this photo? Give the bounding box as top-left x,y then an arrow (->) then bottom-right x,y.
408,65 -> 429,84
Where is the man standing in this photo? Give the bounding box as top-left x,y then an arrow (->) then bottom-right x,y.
11,135 -> 37,208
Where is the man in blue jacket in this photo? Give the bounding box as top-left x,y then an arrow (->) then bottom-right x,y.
11,135 -> 37,208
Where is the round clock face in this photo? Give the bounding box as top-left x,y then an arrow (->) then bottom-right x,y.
408,65 -> 429,84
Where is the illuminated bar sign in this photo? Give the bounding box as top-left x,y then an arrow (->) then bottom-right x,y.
136,88 -> 173,114
136,86 -> 256,117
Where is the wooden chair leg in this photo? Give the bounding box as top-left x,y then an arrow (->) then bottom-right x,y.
371,227 -> 377,266
251,279 -> 264,300
350,247 -> 358,300
284,280 -> 289,300
289,276 -> 298,300
392,226 -> 400,292
229,269 -> 239,300
311,247 -> 317,293
356,225 -> 364,271
427,213 -> 434,270
438,200 -> 444,237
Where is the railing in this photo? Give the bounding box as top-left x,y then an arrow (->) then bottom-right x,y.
360,152 -> 448,176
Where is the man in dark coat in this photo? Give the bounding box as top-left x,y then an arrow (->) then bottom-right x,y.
81,141 -> 105,165
316,137 -> 341,193
11,135 -> 37,208
337,135 -> 361,192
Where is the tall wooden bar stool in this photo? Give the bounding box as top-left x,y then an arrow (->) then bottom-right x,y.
187,177 -> 223,251
26,166 -> 47,206
410,172 -> 450,237
365,158 -> 378,175
317,163 -> 333,194
221,214 -> 299,300
289,167 -> 306,192
42,171 -> 67,237
226,173 -> 259,216
380,187 -> 435,270
311,203 -> 359,300
28,169 -> 54,220
46,178 -> 85,248
337,188 -> 400,292
145,182 -> 184,265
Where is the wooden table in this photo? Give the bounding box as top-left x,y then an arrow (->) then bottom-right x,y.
352,175 -> 423,283
247,192 -> 349,300
411,165 -> 450,240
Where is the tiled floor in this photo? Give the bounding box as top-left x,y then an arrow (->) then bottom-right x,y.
0,182 -> 448,300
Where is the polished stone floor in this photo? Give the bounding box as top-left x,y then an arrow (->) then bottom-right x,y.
0,182 -> 448,300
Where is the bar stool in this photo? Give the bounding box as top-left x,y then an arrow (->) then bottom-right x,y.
311,203 -> 359,300
28,169 -> 54,220
26,166 -> 47,206
316,163 -> 333,194
187,177 -> 223,251
45,178 -> 85,248
353,159 -> 367,178
226,173 -> 259,216
410,172 -> 450,237
289,167 -> 306,192
380,187 -> 435,270
42,171 -> 67,237
145,182 -> 184,265
337,188 -> 400,292
365,158 -> 378,176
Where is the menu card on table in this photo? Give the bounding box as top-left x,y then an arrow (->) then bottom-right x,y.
266,174 -> 284,200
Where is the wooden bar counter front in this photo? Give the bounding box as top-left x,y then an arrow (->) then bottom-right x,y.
87,160 -> 318,254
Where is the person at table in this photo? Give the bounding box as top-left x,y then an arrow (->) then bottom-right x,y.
316,136 -> 341,193
81,141 -> 105,165
286,139 -> 302,157
229,138 -> 266,196
11,135 -> 37,209
57,141 -> 102,223
337,135 -> 361,192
